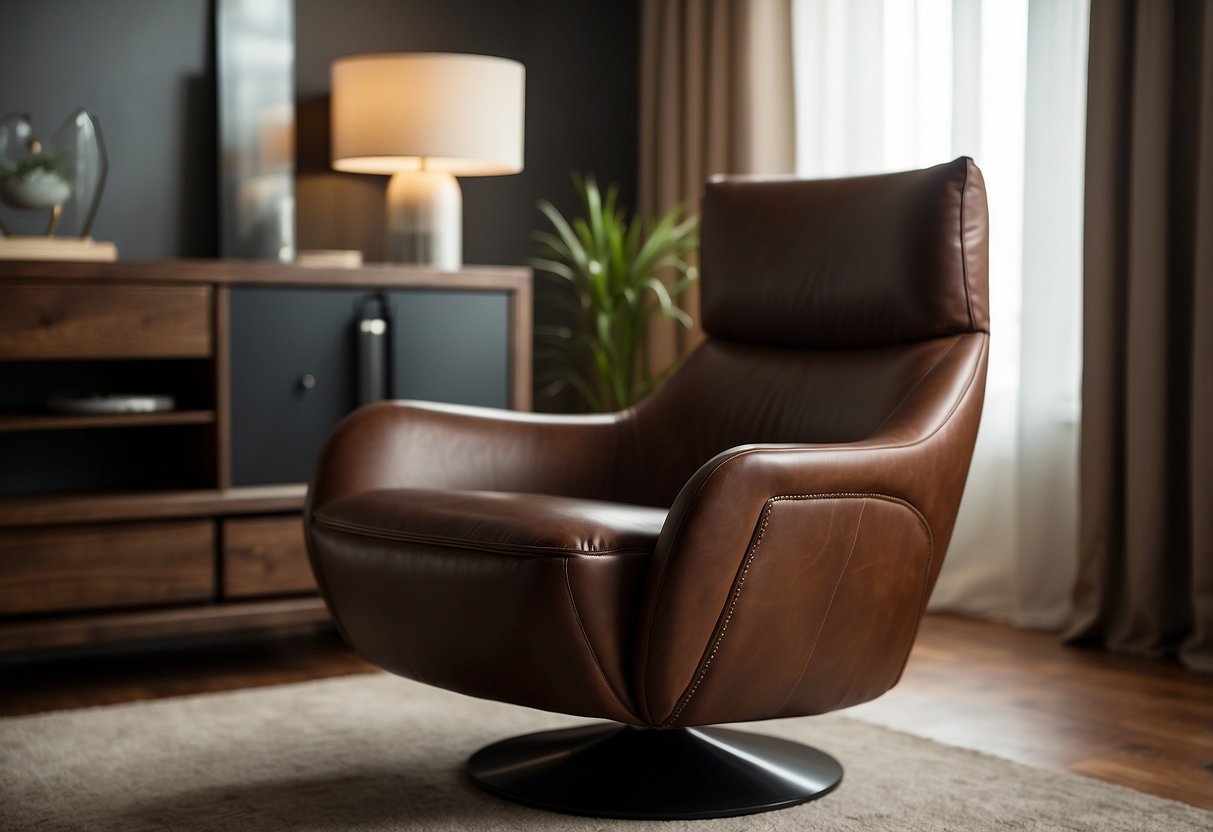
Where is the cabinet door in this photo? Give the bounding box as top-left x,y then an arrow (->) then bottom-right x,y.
390,290 -> 510,409
230,287 -> 512,486
230,287 -> 367,486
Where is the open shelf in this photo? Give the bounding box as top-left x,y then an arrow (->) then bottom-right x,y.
0,423 -> 218,498
0,410 -> 217,433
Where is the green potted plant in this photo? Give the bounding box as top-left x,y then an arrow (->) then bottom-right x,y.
532,174 -> 699,411
0,156 -> 73,211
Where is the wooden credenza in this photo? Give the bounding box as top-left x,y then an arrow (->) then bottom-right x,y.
0,259 -> 531,655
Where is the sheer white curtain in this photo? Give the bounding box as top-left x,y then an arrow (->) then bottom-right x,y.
792,0 -> 1088,626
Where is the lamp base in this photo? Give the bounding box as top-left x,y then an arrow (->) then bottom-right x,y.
385,170 -> 461,269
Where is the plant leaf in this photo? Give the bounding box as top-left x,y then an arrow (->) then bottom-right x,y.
531,172 -> 701,411
528,257 -> 575,281
538,199 -> 590,276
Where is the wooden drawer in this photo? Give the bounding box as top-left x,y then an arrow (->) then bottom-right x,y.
0,520 -> 215,616
221,515 -> 317,598
0,283 -> 213,359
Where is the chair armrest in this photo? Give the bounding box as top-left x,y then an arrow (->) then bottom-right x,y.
633,335 -> 988,727
306,400 -> 625,513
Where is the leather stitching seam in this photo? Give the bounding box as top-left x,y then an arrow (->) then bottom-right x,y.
658,498 -> 775,727
563,558 -> 634,718
959,160 -> 976,331
868,336 -> 959,439
637,449 -> 736,721
702,334 -> 986,470
660,492 -> 932,728
311,516 -> 652,558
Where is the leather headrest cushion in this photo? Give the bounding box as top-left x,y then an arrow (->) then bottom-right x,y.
700,157 -> 989,348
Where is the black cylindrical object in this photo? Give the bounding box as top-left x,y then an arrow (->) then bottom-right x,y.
356,293 -> 392,405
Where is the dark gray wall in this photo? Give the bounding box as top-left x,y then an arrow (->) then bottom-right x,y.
0,0 -> 217,258
0,0 -> 638,267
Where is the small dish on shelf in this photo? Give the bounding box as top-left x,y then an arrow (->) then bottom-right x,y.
46,394 -> 176,415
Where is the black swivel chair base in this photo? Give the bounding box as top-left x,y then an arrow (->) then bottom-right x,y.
468,722 -> 844,820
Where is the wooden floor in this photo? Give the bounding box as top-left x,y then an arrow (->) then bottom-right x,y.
2,614 -> 1211,810
848,615 -> 1213,809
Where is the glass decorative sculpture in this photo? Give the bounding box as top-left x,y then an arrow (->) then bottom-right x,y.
0,110 -> 108,240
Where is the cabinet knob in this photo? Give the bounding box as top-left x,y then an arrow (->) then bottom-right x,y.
298,374 -> 317,390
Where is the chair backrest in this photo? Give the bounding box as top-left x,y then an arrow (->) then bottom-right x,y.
617,158 -> 989,506
701,157 -> 988,348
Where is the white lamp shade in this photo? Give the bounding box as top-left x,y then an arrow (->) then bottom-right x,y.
331,52 -> 525,176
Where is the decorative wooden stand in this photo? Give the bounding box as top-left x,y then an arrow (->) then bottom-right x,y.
0,237 -> 118,262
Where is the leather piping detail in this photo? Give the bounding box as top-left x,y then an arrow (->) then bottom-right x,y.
906,332 -> 986,448
637,448 -> 730,720
868,336 -> 959,438
302,513 -> 359,655
658,498 -> 777,727
660,492 -> 932,728
959,159 -> 976,331
563,558 -> 634,718
311,515 -> 653,559
726,333 -> 984,462
615,405 -> 639,502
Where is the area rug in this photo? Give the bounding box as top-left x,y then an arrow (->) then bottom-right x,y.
1,673 -> 1208,831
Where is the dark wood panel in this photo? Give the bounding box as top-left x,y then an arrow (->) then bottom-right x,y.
222,515 -> 317,598
0,259 -> 529,290
0,596 -> 330,653
0,485 -> 307,528
214,285 -> 233,489
0,283 -> 213,359
0,520 -> 215,615
509,281 -> 533,411
0,410 -> 216,432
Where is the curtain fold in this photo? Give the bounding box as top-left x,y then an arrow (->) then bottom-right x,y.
639,0 -> 796,375
1068,0 -> 1213,671
1011,0 -> 1088,629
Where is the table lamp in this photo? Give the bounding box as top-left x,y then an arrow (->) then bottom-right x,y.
330,52 -> 525,269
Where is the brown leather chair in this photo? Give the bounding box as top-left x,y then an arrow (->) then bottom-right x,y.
305,157 -> 989,820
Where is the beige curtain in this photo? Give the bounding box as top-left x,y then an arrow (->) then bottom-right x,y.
1067,0 -> 1213,671
639,0 -> 796,372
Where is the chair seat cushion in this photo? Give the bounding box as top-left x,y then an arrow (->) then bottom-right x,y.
313,489 -> 666,557
308,489 -> 666,724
